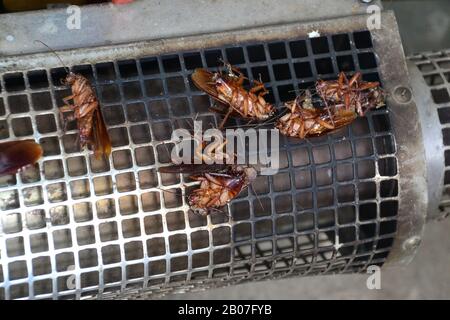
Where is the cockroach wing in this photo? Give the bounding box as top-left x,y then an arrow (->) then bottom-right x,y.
92,108 -> 112,158
332,109 -> 358,129
191,69 -> 228,105
0,140 -> 43,175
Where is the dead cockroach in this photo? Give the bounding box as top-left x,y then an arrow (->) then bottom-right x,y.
0,140 -> 43,176
191,62 -> 274,129
159,132 -> 257,216
315,72 -> 385,116
276,93 -> 357,139
35,40 -> 111,158
160,164 -> 257,216
60,73 -> 112,158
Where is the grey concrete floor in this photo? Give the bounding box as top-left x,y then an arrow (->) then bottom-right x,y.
166,218 -> 450,300
165,1 -> 450,300
383,0 -> 450,54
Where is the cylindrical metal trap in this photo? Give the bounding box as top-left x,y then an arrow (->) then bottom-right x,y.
0,6 -> 431,300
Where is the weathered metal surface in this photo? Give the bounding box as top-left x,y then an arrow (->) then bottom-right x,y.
407,60 -> 446,220
408,49 -> 450,220
0,0 -> 381,56
371,13 -> 427,267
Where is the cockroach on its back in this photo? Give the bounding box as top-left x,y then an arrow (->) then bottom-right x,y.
191,62 -> 274,129
277,72 -> 385,139
0,140 -> 43,176
276,94 -> 357,139
316,72 -> 385,116
160,164 -> 257,216
159,134 -> 257,216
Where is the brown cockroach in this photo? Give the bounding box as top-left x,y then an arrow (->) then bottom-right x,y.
60,72 -> 112,158
276,93 -> 357,139
191,62 -> 274,129
159,133 -> 257,215
315,72 -> 385,116
0,140 -> 43,176
160,164 -> 257,216
36,40 -> 111,158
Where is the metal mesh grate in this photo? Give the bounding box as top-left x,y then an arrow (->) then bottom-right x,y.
0,30 -> 399,300
409,50 -> 450,217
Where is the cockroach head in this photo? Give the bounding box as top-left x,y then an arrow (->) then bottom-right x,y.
63,72 -> 78,85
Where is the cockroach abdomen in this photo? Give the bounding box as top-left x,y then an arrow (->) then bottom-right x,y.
0,140 -> 43,175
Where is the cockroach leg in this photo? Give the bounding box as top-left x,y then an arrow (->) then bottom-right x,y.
249,82 -> 267,95
59,105 -> 77,133
77,101 -> 99,118
218,107 -> 234,130
62,95 -> 75,105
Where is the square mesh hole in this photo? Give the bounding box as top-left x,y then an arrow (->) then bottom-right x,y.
122,218 -> 141,238
55,252 -> 74,272
123,81 -> 142,100
183,52 -> 203,70
96,199 -> 116,219
12,117 -> 33,137
50,205 -> 70,226
135,146 -> 155,167
144,214 -> 163,235
191,230 -> 209,250
79,249 -> 98,268
4,72 -> 25,92
8,95 -> 29,113
0,190 -> 19,211
30,233 -> 49,253
162,188 -> 182,208
125,241 -> 144,261
103,105 -> 125,125
148,99 -> 169,119
126,102 -> 147,122
140,191 -> 160,212
53,229 -> 72,249
166,211 -> 185,231
113,149 -> 133,170
20,163 -> 41,184
70,179 -> 90,199
25,209 -> 46,229
102,245 -> 121,264
22,186 -> 44,207
116,172 -> 136,193
119,195 -> 139,215
73,202 -> 93,222
130,124 -> 151,144
67,156 -> 87,177
89,154 -> 110,173
76,225 -> 96,246
118,60 -> 138,78
169,233 -> 187,253
32,256 -> 52,277
138,169 -> 158,189
100,221 -> 118,242
62,134 -> 81,154
109,127 -> 129,147
40,136 -> 61,156
147,237 -> 166,257
93,175 -> 113,196
6,236 -> 25,257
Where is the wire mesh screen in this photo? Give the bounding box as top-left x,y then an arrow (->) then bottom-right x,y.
409,50 -> 450,216
0,30 -> 399,300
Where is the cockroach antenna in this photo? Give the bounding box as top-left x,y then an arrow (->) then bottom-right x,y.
34,40 -> 70,74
